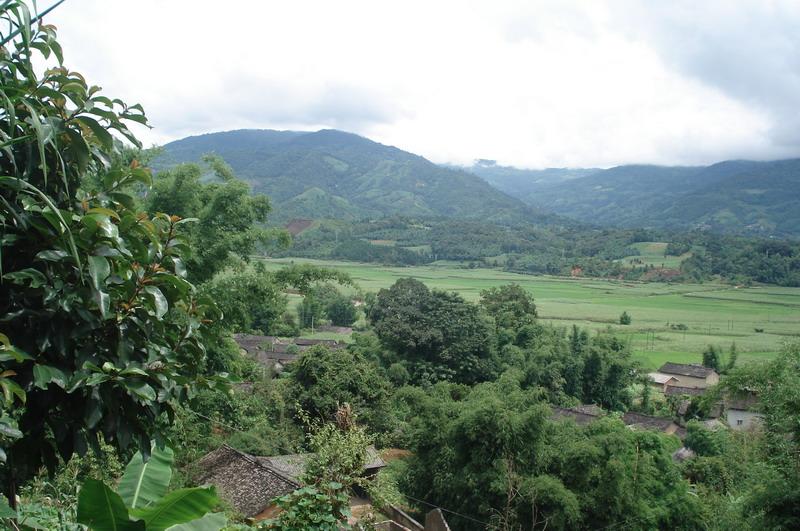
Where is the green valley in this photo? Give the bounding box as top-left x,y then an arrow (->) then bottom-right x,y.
261,258 -> 798,369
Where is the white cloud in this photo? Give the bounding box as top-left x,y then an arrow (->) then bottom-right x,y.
43,0 -> 800,168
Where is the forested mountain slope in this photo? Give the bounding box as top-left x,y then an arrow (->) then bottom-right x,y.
465,158 -> 800,238
157,129 -> 554,224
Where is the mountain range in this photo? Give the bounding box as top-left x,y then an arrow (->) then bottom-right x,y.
157,129 -> 800,239
462,159 -> 800,238
156,129 -> 554,225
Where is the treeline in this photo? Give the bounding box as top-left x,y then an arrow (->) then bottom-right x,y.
276,217 -> 800,285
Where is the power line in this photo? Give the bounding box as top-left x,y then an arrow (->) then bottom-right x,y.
404,494 -> 491,527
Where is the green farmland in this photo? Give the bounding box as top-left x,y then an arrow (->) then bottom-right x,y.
262,258 -> 800,370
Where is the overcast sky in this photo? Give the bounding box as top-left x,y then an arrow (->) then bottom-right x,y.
44,0 -> 800,168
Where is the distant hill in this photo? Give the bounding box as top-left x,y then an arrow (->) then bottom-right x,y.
463,159 -> 800,238
459,160 -> 600,197
156,129 -> 554,225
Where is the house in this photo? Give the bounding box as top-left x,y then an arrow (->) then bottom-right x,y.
658,362 -> 719,388
725,393 -> 764,431
192,445 -> 300,520
622,412 -> 684,438
193,444 -> 387,522
664,385 -> 706,397
233,334 -> 345,374
551,404 -> 604,425
647,372 -> 679,392
256,445 -> 387,484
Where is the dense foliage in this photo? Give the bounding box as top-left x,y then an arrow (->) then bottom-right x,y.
0,5 -> 227,504
370,278 -> 497,385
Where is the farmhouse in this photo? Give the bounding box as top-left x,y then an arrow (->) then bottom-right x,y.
193,444 -> 388,522
647,372 -> 679,392
551,404 -> 604,425
233,333 -> 345,373
256,445 -> 387,483
192,445 -> 300,520
664,385 -> 706,397
658,362 -> 719,388
725,393 -> 764,431
622,411 -> 684,437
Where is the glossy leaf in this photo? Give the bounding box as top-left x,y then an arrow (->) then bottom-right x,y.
76,479 -> 145,531
132,487 -> 219,531
118,445 -> 175,509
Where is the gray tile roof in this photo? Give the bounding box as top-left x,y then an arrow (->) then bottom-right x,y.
665,385 -> 706,396
193,445 -> 299,518
658,362 -> 717,379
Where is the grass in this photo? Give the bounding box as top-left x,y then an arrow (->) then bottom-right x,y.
619,241 -> 690,269
264,258 -> 800,370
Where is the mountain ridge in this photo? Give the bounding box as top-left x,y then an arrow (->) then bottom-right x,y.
156,129 -> 558,225
461,158 -> 800,238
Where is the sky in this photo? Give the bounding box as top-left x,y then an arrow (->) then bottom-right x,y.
43,0 -> 800,169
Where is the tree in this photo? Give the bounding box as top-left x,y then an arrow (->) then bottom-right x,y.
619,311 -> 632,325
480,283 -> 537,331
400,373 -> 703,530
702,345 -> 721,372
146,155 -> 290,283
287,346 -> 390,432
326,295 -> 358,327
0,6 -> 226,503
370,278 -> 496,384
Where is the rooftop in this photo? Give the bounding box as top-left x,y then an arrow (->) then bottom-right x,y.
658,362 -> 717,379
665,385 -> 706,397
648,372 -> 679,385
193,445 -> 299,518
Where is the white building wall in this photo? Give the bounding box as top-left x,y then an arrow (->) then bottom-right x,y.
726,409 -> 764,431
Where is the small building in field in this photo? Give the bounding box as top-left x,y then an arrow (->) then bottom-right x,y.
647,372 -> 679,392
658,362 -> 719,388
725,394 -> 764,431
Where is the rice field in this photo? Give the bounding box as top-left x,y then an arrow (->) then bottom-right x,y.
261,258 -> 800,370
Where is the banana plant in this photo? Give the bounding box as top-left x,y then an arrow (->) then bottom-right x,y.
76,445 -> 226,531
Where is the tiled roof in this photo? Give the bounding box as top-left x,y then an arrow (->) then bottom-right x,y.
648,372 -> 678,385
257,446 -> 386,483
665,385 -> 706,396
193,445 -> 299,518
551,405 -> 603,425
622,412 -> 677,433
658,362 -> 717,378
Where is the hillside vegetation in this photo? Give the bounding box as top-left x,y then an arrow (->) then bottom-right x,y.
157,129 -> 555,224
465,159 -> 800,238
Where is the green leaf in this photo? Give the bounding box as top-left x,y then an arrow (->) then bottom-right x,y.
118,445 -> 175,509
76,478 -> 145,531
165,512 -> 227,531
0,495 -> 16,518
0,420 -> 23,440
0,378 -> 26,405
132,487 -> 219,531
35,249 -> 69,261
122,380 -> 157,402
32,364 -> 67,390
75,116 -> 114,150
144,286 -> 168,318
88,256 -> 111,290
4,268 -> 47,288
